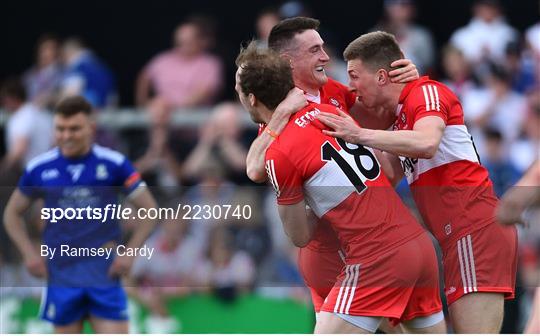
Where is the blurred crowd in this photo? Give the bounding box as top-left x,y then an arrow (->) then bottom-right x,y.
0,0 -> 539,333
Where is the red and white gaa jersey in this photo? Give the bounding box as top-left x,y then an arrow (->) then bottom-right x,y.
265,102 -> 424,264
259,78 -> 357,252
394,77 -> 499,246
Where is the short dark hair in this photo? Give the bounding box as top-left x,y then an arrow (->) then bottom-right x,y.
0,78 -> 26,101
268,17 -> 320,52
55,96 -> 93,117
343,31 -> 404,72
235,41 -> 295,110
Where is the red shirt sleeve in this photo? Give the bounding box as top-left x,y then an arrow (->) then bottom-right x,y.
409,83 -> 449,126
265,147 -> 304,205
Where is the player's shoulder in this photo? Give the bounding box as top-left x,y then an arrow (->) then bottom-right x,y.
91,144 -> 127,166
271,103 -> 337,154
406,77 -> 458,106
25,148 -> 61,173
288,102 -> 337,130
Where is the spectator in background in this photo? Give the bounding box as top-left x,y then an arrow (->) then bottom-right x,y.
59,38 -> 116,109
504,42 -> 537,94
0,79 -> 53,173
194,226 -> 255,302
450,0 -> 517,67
22,34 -> 63,109
373,0 -> 435,74
525,2 -> 540,81
180,102 -> 247,184
441,44 -> 477,100
482,128 -> 521,197
462,63 -> 527,156
510,94 -> 540,172
127,217 -> 201,333
135,16 -> 224,174
254,8 -> 280,48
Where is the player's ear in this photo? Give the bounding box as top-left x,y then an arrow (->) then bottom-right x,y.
376,69 -> 390,86
248,93 -> 256,107
281,53 -> 294,69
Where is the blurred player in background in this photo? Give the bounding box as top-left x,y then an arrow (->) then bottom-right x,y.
236,42 -> 446,334
244,17 -> 420,323
497,160 -> 540,333
317,31 -> 518,333
3,96 -> 157,333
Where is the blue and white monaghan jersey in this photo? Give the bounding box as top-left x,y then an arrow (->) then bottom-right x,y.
18,144 -> 144,256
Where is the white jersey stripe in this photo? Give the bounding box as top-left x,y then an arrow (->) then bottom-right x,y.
334,265 -> 350,313
339,265 -> 355,313
401,125 -> 480,184
270,160 -> 279,194
338,250 -> 346,263
345,264 -> 360,314
462,237 -> 473,293
467,235 -> 478,291
422,85 -> 430,111
433,85 -> 441,111
427,85 -> 436,111
265,160 -> 280,197
457,238 -> 469,294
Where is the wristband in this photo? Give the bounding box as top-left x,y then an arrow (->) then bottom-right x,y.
265,127 -> 279,139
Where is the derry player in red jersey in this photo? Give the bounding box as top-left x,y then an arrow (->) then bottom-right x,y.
246,17 -> 420,319
236,42 -> 445,334
318,31 -> 518,333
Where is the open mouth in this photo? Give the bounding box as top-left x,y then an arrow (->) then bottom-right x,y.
315,66 -> 325,73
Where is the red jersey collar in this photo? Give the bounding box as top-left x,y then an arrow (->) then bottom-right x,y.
398,76 -> 430,104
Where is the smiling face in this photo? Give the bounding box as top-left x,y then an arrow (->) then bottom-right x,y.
287,29 -> 330,94
347,59 -> 382,109
54,112 -> 94,158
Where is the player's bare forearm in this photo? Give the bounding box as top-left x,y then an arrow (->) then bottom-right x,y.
246,133 -> 273,183
356,128 -> 440,159
277,200 -> 314,247
3,189 -> 36,259
319,112 -> 444,159
126,188 -> 158,249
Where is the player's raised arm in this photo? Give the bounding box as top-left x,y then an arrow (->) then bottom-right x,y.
246,88 -> 307,182
319,110 -> 445,159
3,189 -> 47,278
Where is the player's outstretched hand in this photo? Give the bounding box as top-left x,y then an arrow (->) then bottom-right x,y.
24,254 -> 47,278
275,87 -> 308,117
389,59 -> 419,83
318,109 -> 363,144
109,255 -> 134,278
